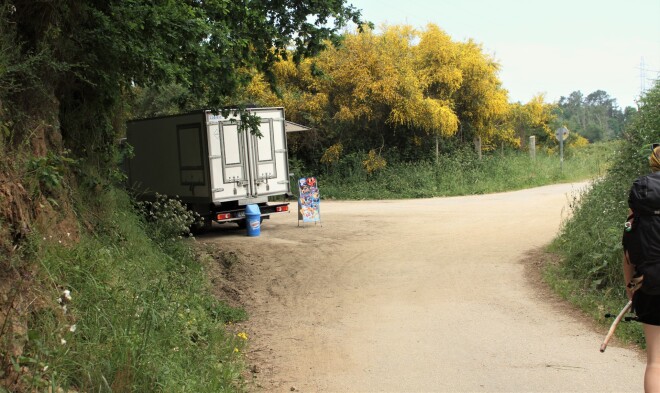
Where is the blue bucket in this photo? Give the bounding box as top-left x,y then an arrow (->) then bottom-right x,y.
245,204 -> 261,237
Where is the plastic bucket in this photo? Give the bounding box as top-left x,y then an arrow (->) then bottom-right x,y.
245,204 -> 261,237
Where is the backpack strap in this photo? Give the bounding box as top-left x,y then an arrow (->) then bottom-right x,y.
635,210 -> 660,216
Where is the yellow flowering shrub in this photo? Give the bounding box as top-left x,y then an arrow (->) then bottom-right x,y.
320,143 -> 343,166
569,134 -> 590,148
363,149 -> 387,175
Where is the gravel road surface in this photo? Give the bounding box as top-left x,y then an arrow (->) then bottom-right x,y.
200,182 -> 645,392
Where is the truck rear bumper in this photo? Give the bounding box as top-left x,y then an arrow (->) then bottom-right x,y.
212,202 -> 290,223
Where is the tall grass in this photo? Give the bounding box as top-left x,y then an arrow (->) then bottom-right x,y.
8,187 -> 247,392
318,142 -> 615,200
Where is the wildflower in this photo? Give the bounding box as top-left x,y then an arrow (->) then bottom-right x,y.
237,332 -> 248,340
63,290 -> 72,302
69,324 -> 77,333
233,347 -> 239,353
60,338 -> 67,345
173,347 -> 179,352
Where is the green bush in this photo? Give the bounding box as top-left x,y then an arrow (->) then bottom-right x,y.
136,193 -> 201,243
549,82 -> 660,345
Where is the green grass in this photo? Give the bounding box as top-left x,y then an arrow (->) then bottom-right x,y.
318,142 -> 615,200
7,187 -> 247,392
542,256 -> 644,347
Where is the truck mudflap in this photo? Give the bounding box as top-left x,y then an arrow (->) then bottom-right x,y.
212,202 -> 290,223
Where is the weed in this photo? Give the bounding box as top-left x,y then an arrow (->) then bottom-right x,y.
25,150 -> 77,194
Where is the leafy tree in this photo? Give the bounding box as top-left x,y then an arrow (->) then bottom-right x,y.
3,0 -> 365,155
451,40 -> 511,155
263,24 -> 514,163
556,89 -> 633,142
414,24 -> 463,102
412,24 -> 462,160
305,25 -> 430,158
510,94 -> 556,146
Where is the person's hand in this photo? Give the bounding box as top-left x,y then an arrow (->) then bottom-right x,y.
626,286 -> 634,301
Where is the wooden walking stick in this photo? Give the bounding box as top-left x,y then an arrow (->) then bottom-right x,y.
600,300 -> 633,353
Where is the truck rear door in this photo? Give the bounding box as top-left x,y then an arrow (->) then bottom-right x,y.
206,108 -> 289,204
246,108 -> 289,198
207,113 -> 251,201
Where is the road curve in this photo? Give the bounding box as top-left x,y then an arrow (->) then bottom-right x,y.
201,182 -> 645,392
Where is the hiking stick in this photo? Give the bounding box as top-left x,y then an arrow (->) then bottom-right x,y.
600,300 -> 633,353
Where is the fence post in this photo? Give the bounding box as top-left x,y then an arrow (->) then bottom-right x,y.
529,136 -> 536,160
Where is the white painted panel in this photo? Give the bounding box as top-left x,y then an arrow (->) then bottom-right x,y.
257,122 -> 273,162
225,166 -> 243,180
273,120 -> 285,150
251,109 -> 282,120
257,163 -> 275,178
208,124 -> 221,156
222,124 -> 241,165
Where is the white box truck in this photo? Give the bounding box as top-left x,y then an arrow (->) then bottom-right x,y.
126,107 -> 291,227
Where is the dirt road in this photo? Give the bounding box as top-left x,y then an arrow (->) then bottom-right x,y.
199,182 -> 645,392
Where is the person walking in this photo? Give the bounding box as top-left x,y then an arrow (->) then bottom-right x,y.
623,144 -> 660,392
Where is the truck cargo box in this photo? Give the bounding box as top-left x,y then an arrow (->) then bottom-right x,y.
126,107 -> 290,225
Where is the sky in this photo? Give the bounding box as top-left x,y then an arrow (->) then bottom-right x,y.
347,0 -> 660,108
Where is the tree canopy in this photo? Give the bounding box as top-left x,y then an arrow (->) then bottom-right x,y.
1,0 -> 365,154
239,24 -> 549,164
555,90 -> 634,142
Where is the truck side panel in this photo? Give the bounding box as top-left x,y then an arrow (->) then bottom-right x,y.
127,113 -> 210,203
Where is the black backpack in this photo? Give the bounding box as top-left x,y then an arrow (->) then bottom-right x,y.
626,172 -> 660,295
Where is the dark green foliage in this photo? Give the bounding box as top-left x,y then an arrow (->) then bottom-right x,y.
550,82 -> 660,343
1,2 -> 365,391
25,150 -> 77,194
2,0 -> 365,154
